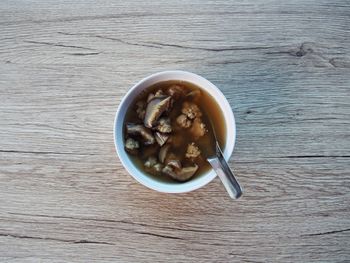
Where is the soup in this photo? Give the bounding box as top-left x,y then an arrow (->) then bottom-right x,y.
123,80 -> 226,183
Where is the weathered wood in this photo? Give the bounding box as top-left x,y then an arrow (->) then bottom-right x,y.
0,0 -> 349,262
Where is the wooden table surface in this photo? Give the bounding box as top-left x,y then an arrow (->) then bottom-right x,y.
1,1 -> 349,262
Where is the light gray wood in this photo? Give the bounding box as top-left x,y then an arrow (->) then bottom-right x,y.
0,0 -> 349,262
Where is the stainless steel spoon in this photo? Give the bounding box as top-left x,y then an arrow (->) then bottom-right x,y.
206,121 -> 243,199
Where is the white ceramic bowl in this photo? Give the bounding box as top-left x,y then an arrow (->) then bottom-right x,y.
114,71 -> 236,193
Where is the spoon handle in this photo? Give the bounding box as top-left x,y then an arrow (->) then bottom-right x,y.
207,142 -> 243,199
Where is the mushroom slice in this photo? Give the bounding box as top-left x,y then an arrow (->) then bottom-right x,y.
164,153 -> 180,167
159,144 -> 171,163
144,96 -> 172,128
176,165 -> 199,181
124,138 -> 140,155
126,123 -> 155,145
162,165 -> 178,179
146,89 -> 164,103
156,117 -> 172,133
155,132 -> 169,146
164,152 -> 180,165
147,93 -> 155,103
167,159 -> 182,171
162,164 -> 199,181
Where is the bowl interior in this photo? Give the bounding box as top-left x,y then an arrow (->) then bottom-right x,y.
114,71 -> 235,193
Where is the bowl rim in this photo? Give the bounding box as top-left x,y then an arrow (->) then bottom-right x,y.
113,70 -> 236,193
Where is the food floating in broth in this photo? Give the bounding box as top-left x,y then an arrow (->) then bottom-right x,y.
123,81 -> 226,182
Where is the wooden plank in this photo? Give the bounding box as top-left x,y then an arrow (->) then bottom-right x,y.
0,0 -> 349,262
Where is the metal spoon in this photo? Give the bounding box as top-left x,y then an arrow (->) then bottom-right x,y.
206,121 -> 243,199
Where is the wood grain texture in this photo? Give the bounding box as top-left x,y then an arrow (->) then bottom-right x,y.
0,0 -> 349,262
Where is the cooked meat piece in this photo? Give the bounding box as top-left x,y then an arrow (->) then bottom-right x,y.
176,114 -> 192,128
144,156 -> 164,174
153,163 -> 164,173
185,142 -> 201,158
181,101 -> 202,120
167,85 -> 185,100
124,138 -> 140,155
126,123 -> 155,145
155,132 -> 169,146
162,164 -> 199,181
136,101 -> 146,120
144,156 -> 157,168
189,118 -> 207,139
156,117 -> 172,133
159,144 -> 170,163
144,96 -> 172,128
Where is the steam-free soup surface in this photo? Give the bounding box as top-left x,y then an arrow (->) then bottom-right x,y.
123,80 -> 226,183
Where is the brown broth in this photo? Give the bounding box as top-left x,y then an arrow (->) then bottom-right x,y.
123,80 -> 226,183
